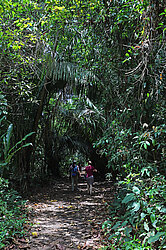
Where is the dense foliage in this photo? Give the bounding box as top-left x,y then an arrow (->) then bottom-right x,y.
0,178 -> 28,248
102,174 -> 166,249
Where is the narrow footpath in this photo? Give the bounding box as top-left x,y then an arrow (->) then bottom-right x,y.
27,178 -> 114,250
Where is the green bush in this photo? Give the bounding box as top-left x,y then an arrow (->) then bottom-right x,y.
0,177 -> 28,248
95,117 -> 166,249
102,173 -> 166,249
94,121 -> 166,178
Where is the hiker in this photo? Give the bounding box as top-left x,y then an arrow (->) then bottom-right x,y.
70,161 -> 81,191
85,161 -> 97,195
69,162 -> 73,181
77,162 -> 82,172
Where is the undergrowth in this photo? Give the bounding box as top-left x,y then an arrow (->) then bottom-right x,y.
101,173 -> 166,250
0,177 -> 29,249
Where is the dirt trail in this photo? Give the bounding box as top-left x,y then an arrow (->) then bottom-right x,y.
27,178 -> 113,250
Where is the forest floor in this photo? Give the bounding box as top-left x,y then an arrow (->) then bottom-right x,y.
25,177 -> 114,250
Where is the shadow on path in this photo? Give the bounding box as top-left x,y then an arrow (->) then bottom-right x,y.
28,178 -> 114,250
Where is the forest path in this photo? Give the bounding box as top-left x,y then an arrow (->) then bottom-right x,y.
27,178 -> 113,250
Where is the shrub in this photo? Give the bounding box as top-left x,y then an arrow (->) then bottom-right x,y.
0,177 -> 28,248
102,173 -> 166,249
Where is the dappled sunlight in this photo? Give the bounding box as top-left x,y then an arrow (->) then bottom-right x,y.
28,179 -> 114,249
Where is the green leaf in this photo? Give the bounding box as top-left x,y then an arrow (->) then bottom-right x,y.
124,227 -> 132,237
152,220 -> 157,228
111,221 -> 121,230
132,186 -> 140,195
140,212 -> 147,220
8,132 -> 35,155
4,124 -> 13,158
141,167 -> 149,176
152,139 -> 156,146
108,234 -> 116,240
144,221 -> 149,232
22,143 -> 33,148
147,207 -> 152,214
161,207 -> 166,213
0,162 -> 8,167
122,193 -> 135,204
131,201 -> 140,212
148,232 -> 165,243
121,220 -> 128,227
150,213 -> 155,223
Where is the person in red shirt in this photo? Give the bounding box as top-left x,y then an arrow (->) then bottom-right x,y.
85,161 -> 97,195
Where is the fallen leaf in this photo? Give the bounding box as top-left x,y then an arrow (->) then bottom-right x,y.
18,238 -> 29,243
31,232 -> 38,237
56,243 -> 65,250
18,244 -> 30,249
13,239 -> 19,245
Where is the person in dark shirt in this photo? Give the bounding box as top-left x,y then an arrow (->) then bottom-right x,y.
85,161 -> 97,195
69,161 -> 81,191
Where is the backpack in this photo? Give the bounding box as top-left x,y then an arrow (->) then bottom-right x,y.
71,166 -> 78,177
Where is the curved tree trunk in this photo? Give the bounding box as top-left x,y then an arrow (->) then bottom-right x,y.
44,118 -> 61,178
16,82 -> 48,192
